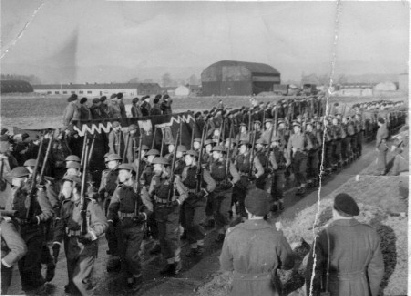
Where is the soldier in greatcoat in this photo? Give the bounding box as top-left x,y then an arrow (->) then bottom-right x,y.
306,193 -> 384,296
220,187 -> 294,296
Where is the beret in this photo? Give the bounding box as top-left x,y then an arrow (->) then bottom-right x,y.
132,97 -> 139,104
100,96 -> 107,102
333,193 -> 359,216
154,98 -> 160,104
67,94 -> 78,102
92,98 -> 100,104
80,97 -> 87,104
117,93 -> 123,99
245,187 -> 271,217
1,128 -> 8,135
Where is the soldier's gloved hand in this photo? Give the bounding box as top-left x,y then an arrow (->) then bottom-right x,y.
196,189 -> 207,199
79,232 -> 94,245
27,216 -> 39,225
171,200 -> 180,207
133,213 -> 146,224
52,243 -> 60,263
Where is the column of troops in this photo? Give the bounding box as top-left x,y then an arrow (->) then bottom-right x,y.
0,97 -> 406,295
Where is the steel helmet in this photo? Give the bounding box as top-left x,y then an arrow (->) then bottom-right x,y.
10,167 -> 30,178
23,159 -> 37,167
65,155 -> 81,162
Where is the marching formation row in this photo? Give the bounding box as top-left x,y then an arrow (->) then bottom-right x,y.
0,97 -> 406,295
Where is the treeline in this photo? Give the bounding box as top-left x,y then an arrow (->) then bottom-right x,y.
1,74 -> 41,84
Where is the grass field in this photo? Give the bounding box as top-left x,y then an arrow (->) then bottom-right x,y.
1,93 -> 407,130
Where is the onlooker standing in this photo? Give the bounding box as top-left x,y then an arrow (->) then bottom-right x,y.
117,93 -> 127,119
79,97 -> 91,122
140,96 -> 151,117
161,94 -> 172,115
131,98 -> 143,118
150,95 -> 162,116
306,193 -> 384,296
219,187 -> 294,296
62,94 -> 80,128
100,96 -> 112,118
109,94 -> 123,120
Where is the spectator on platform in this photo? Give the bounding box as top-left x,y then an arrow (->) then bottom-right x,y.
150,95 -> 162,116
62,94 -> 80,128
161,94 -> 172,115
140,96 -> 151,117
131,98 -> 143,118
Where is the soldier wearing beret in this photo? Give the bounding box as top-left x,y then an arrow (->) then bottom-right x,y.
306,193 -> 384,296
220,187 -> 294,296
107,164 -> 153,289
62,94 -> 80,129
52,175 -> 107,295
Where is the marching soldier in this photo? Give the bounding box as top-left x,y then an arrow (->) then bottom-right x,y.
143,157 -> 187,276
375,118 -> 389,176
52,174 -> 107,295
107,163 -> 153,289
7,167 -> 53,294
268,136 -> 287,212
305,121 -> 320,187
1,216 -> 28,295
98,153 -> 121,272
286,122 -> 310,196
210,146 -> 239,243
182,150 -> 216,257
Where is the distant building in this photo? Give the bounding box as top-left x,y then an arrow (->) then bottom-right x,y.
201,60 -> 281,96
174,85 -> 190,97
399,73 -> 408,91
374,81 -> 397,91
32,82 -> 162,97
1,80 -> 33,94
336,83 -> 374,97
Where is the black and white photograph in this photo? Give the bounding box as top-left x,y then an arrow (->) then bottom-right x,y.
0,1 -> 409,295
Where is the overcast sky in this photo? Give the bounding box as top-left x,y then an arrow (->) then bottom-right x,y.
1,0 -> 409,83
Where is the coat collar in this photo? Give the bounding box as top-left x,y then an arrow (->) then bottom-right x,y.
329,218 -> 360,227
241,219 -> 271,230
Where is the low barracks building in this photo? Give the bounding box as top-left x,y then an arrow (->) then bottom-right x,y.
32,82 -> 162,97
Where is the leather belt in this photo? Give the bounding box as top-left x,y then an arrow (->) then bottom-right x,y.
66,228 -> 81,237
154,196 -> 176,204
118,211 -> 135,218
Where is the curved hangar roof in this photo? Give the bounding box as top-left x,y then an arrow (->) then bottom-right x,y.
201,60 -> 280,82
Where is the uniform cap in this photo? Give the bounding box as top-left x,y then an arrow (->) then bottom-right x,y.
256,138 -> 267,145
106,154 -> 122,162
66,162 -> 81,169
62,174 -> 82,184
185,149 -> 198,158
333,193 -> 359,216
254,120 -> 261,125
176,145 -> 187,152
10,167 -> 30,178
116,163 -> 135,172
146,149 -> 160,156
194,138 -> 201,142
112,121 -> 120,128
264,118 -> 273,123
292,121 -> 301,128
277,118 -> 285,125
204,139 -> 214,146
65,155 -> 81,162
23,159 -> 37,167
245,187 -> 271,217
239,122 -> 247,127
134,144 -> 149,151
152,157 -> 169,165
212,145 -> 226,152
